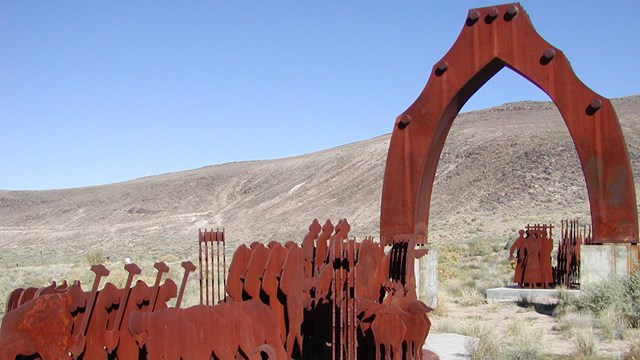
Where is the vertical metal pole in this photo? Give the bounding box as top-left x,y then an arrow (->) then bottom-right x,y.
338,237 -> 344,360
344,241 -> 349,360
216,231 -> 221,303
353,241 -> 358,359
198,229 -> 204,305
345,239 -> 352,360
222,229 -> 227,303
332,237 -> 337,360
204,229 -> 210,306
209,229 -> 216,305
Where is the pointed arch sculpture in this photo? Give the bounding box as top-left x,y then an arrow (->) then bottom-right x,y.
380,3 -> 638,245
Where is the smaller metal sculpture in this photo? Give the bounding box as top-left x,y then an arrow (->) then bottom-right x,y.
554,219 -> 591,288
198,228 -> 226,305
509,224 -> 554,288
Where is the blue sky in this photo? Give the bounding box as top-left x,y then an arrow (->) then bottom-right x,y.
1,1 -> 638,190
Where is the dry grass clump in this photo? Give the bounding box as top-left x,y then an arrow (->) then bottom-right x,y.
431,316 -> 465,334
504,320 -> 544,360
623,338 -> 640,360
597,306 -> 628,340
431,290 -> 450,316
516,293 -> 536,309
458,287 -> 485,306
85,251 -> 106,265
555,311 -> 595,336
570,327 -> 597,359
464,322 -> 504,360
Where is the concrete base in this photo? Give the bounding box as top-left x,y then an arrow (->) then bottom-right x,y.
486,287 -> 580,303
425,332 -> 472,360
415,247 -> 438,309
581,244 -> 639,286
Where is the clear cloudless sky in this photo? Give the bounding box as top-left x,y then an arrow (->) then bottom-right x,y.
1,1 -> 639,190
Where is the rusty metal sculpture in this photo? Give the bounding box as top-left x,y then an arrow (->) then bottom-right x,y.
554,219 -> 592,288
0,223 -> 430,359
380,2 -> 638,245
509,224 -> 554,288
199,228 -> 226,305
3,3 -> 634,359
509,220 -> 593,289
0,262 -> 182,359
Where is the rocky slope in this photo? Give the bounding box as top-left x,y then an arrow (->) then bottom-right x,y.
1,96 -> 638,267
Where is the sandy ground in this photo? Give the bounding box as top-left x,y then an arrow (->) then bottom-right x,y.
431,301 -> 635,359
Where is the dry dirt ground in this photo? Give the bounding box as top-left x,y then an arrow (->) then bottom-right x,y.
432,301 -> 637,359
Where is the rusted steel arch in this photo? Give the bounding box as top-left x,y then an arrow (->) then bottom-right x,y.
380,3 -> 638,245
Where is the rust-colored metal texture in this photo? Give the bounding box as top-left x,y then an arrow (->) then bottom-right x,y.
380,2 -> 638,245
198,228 -> 226,305
555,219 -> 591,288
0,219 -> 432,359
509,224 -> 554,288
220,218 -> 432,360
0,262 -> 179,359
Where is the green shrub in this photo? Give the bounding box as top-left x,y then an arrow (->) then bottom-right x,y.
86,251 -> 106,265
437,243 -> 464,281
577,271 -> 640,328
468,238 -> 496,257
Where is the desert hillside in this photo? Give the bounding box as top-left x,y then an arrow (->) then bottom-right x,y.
1,96 -> 639,268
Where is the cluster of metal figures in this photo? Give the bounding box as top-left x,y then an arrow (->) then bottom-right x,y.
0,262 -> 181,359
509,220 -> 592,289
0,218 -> 432,359
554,220 -> 592,289
509,224 -> 555,288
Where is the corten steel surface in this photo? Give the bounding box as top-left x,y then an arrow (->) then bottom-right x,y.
555,219 -> 590,288
198,228 -> 226,305
0,262 -> 178,360
0,219 -> 432,359
380,2 -> 638,245
509,224 -> 554,289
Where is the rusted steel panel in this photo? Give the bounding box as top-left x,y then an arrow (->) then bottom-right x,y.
380,3 -> 638,245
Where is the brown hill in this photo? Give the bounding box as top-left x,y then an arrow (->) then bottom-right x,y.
1,96 -> 639,267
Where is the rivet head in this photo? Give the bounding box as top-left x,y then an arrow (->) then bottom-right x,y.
435,61 -> 448,76
397,114 -> 411,130
586,98 -> 603,115
468,10 -> 480,22
506,5 -> 518,16
485,8 -> 499,24
543,48 -> 556,60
